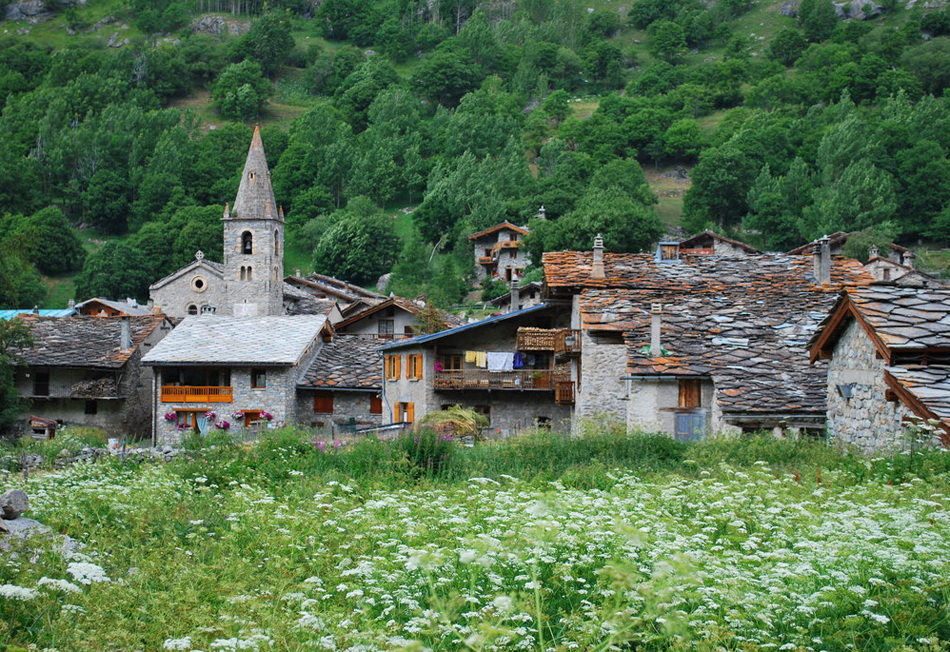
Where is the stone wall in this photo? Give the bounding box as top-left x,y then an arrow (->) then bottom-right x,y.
574,331 -> 628,430
382,346 -> 436,424
626,378 -> 716,437
222,220 -> 284,317
295,389 -> 382,429
153,364 -> 300,445
825,320 -> 912,452
150,264 -> 227,318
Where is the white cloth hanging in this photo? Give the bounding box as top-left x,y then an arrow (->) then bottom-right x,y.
486,351 -> 514,371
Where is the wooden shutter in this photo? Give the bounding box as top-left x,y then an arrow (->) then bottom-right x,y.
313,391 -> 334,414
407,402 -> 415,423
678,379 -> 702,408
370,395 -> 382,414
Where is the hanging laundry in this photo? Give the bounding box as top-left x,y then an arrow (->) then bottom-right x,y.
513,352 -> 524,369
474,351 -> 487,368
465,351 -> 477,364
487,352 -> 514,372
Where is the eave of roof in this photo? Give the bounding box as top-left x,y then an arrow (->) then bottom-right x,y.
467,221 -> 530,240
378,303 -> 552,350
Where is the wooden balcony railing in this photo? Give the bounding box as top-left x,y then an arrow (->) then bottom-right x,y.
433,369 -> 568,391
160,386 -> 233,403
478,256 -> 494,265
554,329 -> 582,355
516,327 -> 558,351
555,381 -> 575,405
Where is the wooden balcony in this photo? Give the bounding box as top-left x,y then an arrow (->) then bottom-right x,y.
433,370 -> 568,391
478,255 -> 494,265
492,240 -> 521,254
516,328 -> 582,355
160,386 -> 233,403
555,381 -> 575,405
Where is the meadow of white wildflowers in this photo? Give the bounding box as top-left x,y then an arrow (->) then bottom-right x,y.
0,433 -> 949,651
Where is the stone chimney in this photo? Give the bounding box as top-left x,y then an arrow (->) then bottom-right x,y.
536,205 -> 546,220
868,245 -> 879,260
67,299 -> 75,309
650,303 -> 663,356
510,278 -> 521,313
294,268 -> 301,277
902,251 -> 915,269
120,316 -> 132,351
591,234 -> 605,279
813,236 -> 831,285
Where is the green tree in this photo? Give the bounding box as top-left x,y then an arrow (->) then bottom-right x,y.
768,28 -> 807,66
0,253 -> 46,308
0,316 -> 32,433
650,21 -> 687,63
83,168 -> 130,234
682,142 -> 761,231
412,45 -> 483,107
801,0 -> 837,43
74,241 -> 155,302
212,61 -> 272,121
230,12 -> 295,76
5,206 -> 85,275
803,158 -> 897,237
312,197 -> 399,285
664,118 -> 703,160
542,187 -> 664,253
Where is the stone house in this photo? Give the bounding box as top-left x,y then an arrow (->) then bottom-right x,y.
377,304 -> 575,434
150,126 -> 286,319
142,315 -> 329,445
678,230 -> 762,256
489,280 -> 544,313
809,285 -> 950,451
864,250 -> 945,287
469,221 -> 530,284
11,315 -> 171,437
542,235 -> 872,439
296,336 -> 383,431
334,296 -> 462,339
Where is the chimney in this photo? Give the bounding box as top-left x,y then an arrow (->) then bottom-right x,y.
537,205 -> 546,220
650,303 -> 663,356
868,245 -> 879,260
223,202 -> 230,219
510,278 -> 521,313
120,316 -> 132,351
32,305 -> 39,314
294,268 -> 301,277
813,236 -> 831,285
902,251 -> 915,269
592,234 -> 605,279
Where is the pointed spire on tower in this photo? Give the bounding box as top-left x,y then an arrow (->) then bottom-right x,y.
230,125 -> 280,222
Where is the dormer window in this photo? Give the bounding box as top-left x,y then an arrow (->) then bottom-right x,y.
656,242 -> 680,263
242,231 -> 253,254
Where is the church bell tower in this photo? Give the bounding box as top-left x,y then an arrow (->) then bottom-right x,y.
222,126 -> 284,316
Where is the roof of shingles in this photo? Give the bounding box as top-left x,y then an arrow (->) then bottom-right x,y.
74,298 -> 152,316
468,221 -> 530,241
678,230 -> 761,254
574,254 -> 873,416
13,315 -> 166,369
284,275 -> 385,305
336,296 -> 464,330
142,315 -> 327,366
786,233 -> 908,256
282,282 -> 339,317
379,304 -> 553,351
886,366 -> 950,425
298,336 -> 382,390
544,251 -> 870,291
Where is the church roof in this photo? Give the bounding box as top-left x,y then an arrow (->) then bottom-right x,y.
229,125 -> 280,222
148,257 -> 224,292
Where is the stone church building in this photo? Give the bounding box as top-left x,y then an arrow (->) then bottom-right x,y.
149,126 -> 285,318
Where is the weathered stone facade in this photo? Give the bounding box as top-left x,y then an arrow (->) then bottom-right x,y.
150,258 -> 228,318
152,365 -> 301,445
574,330 -> 627,429
471,224 -> 530,284
625,378 -> 716,437
295,389 -> 382,430
825,320 -> 911,452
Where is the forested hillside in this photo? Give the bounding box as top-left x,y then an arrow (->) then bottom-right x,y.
1,0 -> 949,308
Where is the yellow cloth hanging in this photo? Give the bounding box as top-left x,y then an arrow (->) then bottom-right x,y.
465,350 -> 477,364
475,351 -> 487,368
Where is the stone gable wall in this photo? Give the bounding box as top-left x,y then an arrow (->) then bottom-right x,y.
150,268 -> 227,318
826,319 -> 911,452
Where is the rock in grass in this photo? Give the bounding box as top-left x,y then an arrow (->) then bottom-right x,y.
0,489 -> 29,519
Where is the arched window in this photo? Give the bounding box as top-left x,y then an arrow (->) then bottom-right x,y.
242,231 -> 253,254
187,304 -> 198,315
274,230 -> 280,256
246,266 -> 253,281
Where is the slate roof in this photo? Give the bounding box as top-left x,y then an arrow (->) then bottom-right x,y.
75,298 -> 152,316
142,315 -> 327,366
229,126 -> 281,222
787,232 -> 908,256
811,286 -> 950,363
13,315 -> 166,369
298,336 -> 381,390
282,282 -> 339,317
678,230 -> 761,254
543,251 -> 869,291
468,221 -> 530,241
886,366 -> 950,425
284,274 -> 385,306
336,296 -> 463,330
565,254 -> 872,417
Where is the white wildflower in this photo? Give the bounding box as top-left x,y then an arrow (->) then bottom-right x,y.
163,637 -> 192,650
37,577 -> 82,594
67,562 -> 111,584
0,584 -> 39,601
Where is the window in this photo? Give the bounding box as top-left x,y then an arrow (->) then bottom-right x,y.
438,354 -> 462,371
370,395 -> 383,415
378,320 -> 395,337
187,304 -> 198,315
175,409 -> 205,432
33,371 -> 49,397
407,354 -> 423,380
395,401 -> 414,423
313,391 -> 334,414
251,368 -> 267,389
240,266 -> 254,281
883,268 -> 891,281
243,410 -> 263,428
678,379 -> 702,409
274,230 -> 280,256
242,231 -> 253,254
84,400 -> 97,415
191,276 -> 207,292
385,355 -> 401,380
